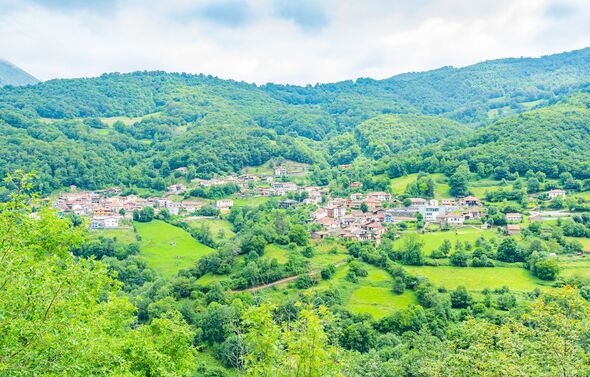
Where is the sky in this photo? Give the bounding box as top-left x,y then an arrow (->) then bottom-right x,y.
0,0 -> 589,85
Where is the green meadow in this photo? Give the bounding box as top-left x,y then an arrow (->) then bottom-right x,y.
399,227 -> 500,254
403,265 -> 548,291
90,227 -> 137,244
390,173 -> 451,198
468,179 -> 513,198
135,220 -> 214,278
185,218 -> 235,242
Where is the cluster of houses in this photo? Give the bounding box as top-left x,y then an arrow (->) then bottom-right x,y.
54,187 -> 204,229
311,193 -> 497,242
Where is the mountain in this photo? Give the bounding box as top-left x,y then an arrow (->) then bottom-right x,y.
0,48 -> 589,193
0,59 -> 39,87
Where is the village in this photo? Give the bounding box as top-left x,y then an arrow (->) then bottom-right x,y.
49,163 -> 571,243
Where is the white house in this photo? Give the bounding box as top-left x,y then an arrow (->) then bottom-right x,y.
505,213 -> 523,223
548,189 -> 566,199
216,199 -> 234,209
440,214 -> 465,227
90,216 -> 121,229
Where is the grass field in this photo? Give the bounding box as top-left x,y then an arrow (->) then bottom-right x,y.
566,237 -> 590,252
135,220 -> 214,278
399,227 -> 500,254
90,227 -> 137,244
231,196 -> 273,207
558,256 -> 590,278
185,218 -> 235,242
403,266 -> 548,291
390,173 -> 451,198
469,179 -> 513,198
573,191 -> 590,200
263,244 -> 290,263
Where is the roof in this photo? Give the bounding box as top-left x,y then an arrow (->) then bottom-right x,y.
507,224 -> 521,230
549,189 -> 566,193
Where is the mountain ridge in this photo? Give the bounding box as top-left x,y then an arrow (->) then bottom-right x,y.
0,59 -> 39,87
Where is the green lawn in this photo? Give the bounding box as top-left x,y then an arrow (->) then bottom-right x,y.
135,220 -> 214,278
404,266 -> 548,291
469,179 -> 512,198
558,257 -> 590,278
399,228 -> 500,255
231,196 -> 273,207
390,173 -> 451,198
565,237 -> 590,252
262,244 -> 290,264
348,288 -> 416,318
185,218 -> 235,242
573,191 -> 590,200
90,227 -> 137,244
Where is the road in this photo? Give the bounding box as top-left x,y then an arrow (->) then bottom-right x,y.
233,259 -> 348,293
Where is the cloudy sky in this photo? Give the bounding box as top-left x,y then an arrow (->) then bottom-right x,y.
1,0 -> 589,84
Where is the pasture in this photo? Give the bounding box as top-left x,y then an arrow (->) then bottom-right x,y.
399,227 -> 500,254
135,220 -> 214,278
90,227 -> 137,244
185,218 -> 235,242
403,265 -> 548,291
390,173 -> 451,198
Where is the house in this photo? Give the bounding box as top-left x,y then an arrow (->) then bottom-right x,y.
326,206 -> 346,219
93,207 -> 113,217
278,199 -> 298,209
506,224 -> 521,235
350,193 -> 364,201
463,207 -> 483,220
461,196 -> 481,206
90,216 -> 121,229
216,199 -> 234,209
274,167 -> 288,176
529,213 -> 543,222
409,198 -> 427,206
440,214 -> 465,227
548,189 -> 566,199
181,201 -> 202,213
367,192 -> 391,202
419,206 -> 441,222
350,181 -> 362,189
440,199 -> 455,206
318,217 -> 339,231
174,167 -> 188,174
167,184 -> 186,193
363,198 -> 381,211
311,231 -> 328,240
340,215 -> 357,227
505,213 -> 523,223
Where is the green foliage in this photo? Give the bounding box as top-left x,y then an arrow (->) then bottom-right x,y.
0,173 -> 194,375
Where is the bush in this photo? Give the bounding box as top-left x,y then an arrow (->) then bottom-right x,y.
392,277 -> 406,294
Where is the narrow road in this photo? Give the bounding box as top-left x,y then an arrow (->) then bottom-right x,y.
233,259 -> 348,293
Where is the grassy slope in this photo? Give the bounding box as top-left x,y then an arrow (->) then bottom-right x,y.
390,173 -> 451,198
90,227 -> 137,244
404,265 -> 548,291
185,218 -> 235,242
399,227 -> 500,255
135,220 -> 214,278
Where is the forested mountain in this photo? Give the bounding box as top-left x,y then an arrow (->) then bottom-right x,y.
264,47 -> 590,124
0,59 -> 39,87
0,48 -> 589,193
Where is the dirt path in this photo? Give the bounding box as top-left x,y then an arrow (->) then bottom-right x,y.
233,259 -> 348,293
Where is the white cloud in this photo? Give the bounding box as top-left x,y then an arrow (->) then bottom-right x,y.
0,0 -> 589,84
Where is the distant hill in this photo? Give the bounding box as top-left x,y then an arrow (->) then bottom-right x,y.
0,59 -> 39,87
0,48 -> 589,192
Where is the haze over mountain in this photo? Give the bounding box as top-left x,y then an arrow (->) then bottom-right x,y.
0,59 -> 39,87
